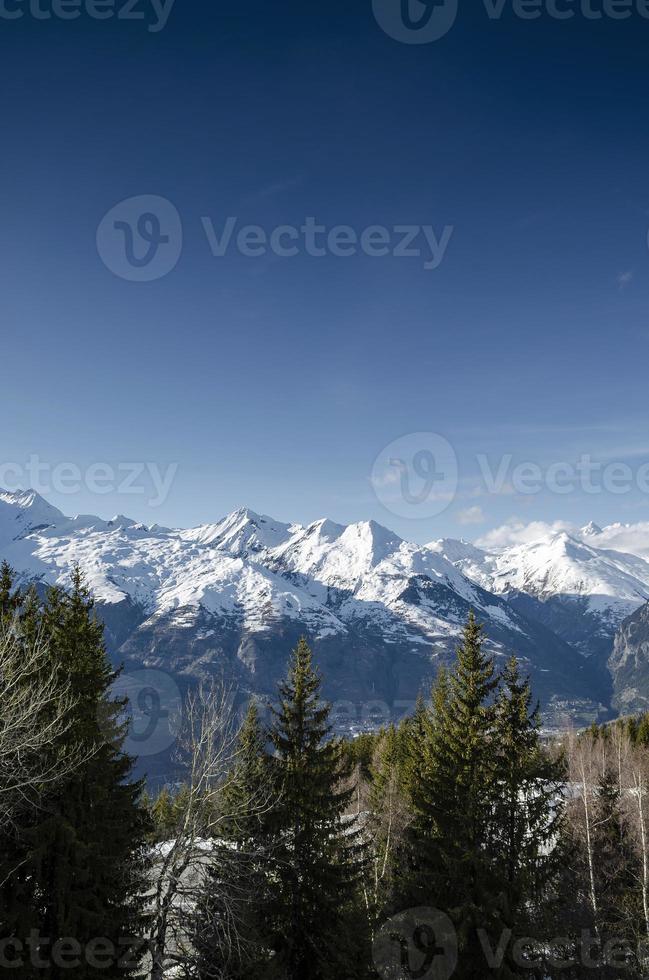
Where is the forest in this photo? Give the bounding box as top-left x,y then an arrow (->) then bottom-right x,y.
1,561 -> 649,978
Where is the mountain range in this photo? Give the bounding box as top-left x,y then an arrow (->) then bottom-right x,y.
3,489 -> 649,732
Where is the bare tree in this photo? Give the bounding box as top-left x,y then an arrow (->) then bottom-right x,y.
0,618 -> 81,832
566,725 -> 649,967
360,735 -> 411,940
611,721 -> 633,797
566,728 -> 609,939
147,683 -> 276,980
623,743 -> 649,941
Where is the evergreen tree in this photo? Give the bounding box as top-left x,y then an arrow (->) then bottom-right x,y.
0,560 -> 20,619
342,731 -> 379,784
590,769 -> 641,975
491,657 -> 566,975
220,701 -> 270,843
400,691 -> 433,795
151,786 -> 176,842
190,700 -> 278,980
12,569 -> 151,979
636,715 -> 649,747
267,637 -> 369,980
627,717 -> 639,744
402,612 -> 501,977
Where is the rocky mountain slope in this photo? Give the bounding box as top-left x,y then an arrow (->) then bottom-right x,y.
432,523 -> 649,714
0,490 -> 613,730
609,603 -> 649,714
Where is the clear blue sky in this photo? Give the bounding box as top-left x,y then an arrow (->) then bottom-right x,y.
1,0 -> 649,540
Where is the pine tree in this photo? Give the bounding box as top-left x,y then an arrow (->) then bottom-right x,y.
14,569 -> 151,979
627,717 -> 639,744
400,691 -> 432,794
591,768 -> 641,974
191,700 -> 277,980
491,657 -> 566,974
402,612 -> 501,977
267,637 -> 369,980
636,715 -> 649,747
220,701 -> 270,843
0,560 -> 20,619
151,786 -> 175,842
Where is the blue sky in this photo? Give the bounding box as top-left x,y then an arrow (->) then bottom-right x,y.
1,0 -> 649,541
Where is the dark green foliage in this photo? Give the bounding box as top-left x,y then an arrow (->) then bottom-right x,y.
592,769 -> 639,949
491,658 -> 566,975
3,576 -> 646,980
0,565 -> 151,979
0,560 -> 20,619
190,700 -> 278,980
341,730 -> 380,783
402,612 -> 503,975
150,786 -> 176,842
391,617 -> 568,978
267,637 -> 369,980
636,715 -> 649,746
220,701 -> 270,843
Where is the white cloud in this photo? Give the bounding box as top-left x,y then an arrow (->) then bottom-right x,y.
587,521 -> 649,560
456,505 -> 486,526
617,270 -> 634,290
476,518 -> 574,550
475,517 -> 649,560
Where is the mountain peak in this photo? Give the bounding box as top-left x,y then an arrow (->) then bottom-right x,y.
0,488 -> 66,544
107,514 -> 138,528
339,520 -> 402,568
581,521 -> 603,537
0,488 -> 51,509
181,506 -> 294,553
230,505 -> 262,522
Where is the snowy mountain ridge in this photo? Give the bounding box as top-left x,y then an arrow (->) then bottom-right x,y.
3,489 -> 649,724
0,492 -> 518,639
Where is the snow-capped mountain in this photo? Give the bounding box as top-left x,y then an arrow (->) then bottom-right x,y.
0,489 -> 65,544
434,528 -> 649,629
444,524 -> 648,620
431,523 -> 649,712
0,490 -> 609,729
